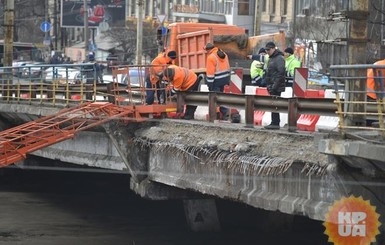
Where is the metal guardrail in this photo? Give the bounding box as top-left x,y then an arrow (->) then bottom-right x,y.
182,91 -> 337,131
1,63 -> 383,138
330,64 -> 385,138
0,81 -> 339,131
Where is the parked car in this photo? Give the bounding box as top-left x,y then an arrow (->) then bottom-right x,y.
103,67 -> 145,87
12,61 -> 45,78
43,67 -> 82,84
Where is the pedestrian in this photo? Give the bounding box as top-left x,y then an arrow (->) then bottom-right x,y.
163,65 -> 201,120
145,50 -> 177,105
85,52 -> 104,84
106,49 -> 119,73
204,42 -> 231,120
249,48 -> 268,87
252,42 -> 285,129
284,47 -> 301,87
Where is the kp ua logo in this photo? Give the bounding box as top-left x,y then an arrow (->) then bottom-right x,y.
324,196 -> 381,245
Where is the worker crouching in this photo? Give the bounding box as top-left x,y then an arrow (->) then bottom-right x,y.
146,50 -> 177,105
163,65 -> 201,120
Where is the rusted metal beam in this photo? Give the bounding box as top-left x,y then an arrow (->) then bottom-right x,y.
288,98 -> 298,132
244,95 -> 254,128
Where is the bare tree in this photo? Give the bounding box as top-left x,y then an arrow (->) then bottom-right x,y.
290,0 -> 348,74
368,0 -> 385,63
14,0 -> 45,42
106,19 -> 159,64
0,0 -> 45,42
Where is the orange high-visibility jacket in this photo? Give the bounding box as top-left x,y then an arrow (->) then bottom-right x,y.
166,65 -> 197,93
150,52 -> 173,84
367,59 -> 385,100
206,47 -> 231,84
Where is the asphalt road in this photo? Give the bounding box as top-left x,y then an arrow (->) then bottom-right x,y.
0,168 -> 328,245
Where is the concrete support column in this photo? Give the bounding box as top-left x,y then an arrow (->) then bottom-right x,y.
346,0 -> 368,126
183,199 -> 221,232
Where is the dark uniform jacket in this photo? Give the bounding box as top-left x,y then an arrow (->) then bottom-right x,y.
265,50 -> 286,93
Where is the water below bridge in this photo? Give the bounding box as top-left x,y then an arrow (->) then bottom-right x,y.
0,160 -> 328,245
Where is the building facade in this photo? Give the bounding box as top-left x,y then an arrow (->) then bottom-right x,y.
125,0 -> 294,36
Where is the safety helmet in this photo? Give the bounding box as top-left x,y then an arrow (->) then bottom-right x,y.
88,52 -> 95,61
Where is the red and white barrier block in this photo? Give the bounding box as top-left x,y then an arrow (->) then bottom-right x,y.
261,87 -> 291,128
244,85 -> 293,127
293,68 -> 308,97
315,89 -> 340,132
244,86 -> 269,125
194,84 -> 210,120
229,68 -> 243,94
296,89 -> 324,131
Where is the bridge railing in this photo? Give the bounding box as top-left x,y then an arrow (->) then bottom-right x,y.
0,63 -> 106,106
330,64 -> 385,138
0,63 -> 383,139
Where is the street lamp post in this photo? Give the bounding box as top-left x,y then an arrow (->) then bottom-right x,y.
136,0 -> 144,65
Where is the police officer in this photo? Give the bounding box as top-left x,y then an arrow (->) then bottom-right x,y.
85,52 -> 104,84
250,48 -> 268,87
284,47 -> 301,87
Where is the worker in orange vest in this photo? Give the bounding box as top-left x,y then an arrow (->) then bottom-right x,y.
145,50 -> 177,105
163,65 -> 201,120
204,43 -> 231,120
367,59 -> 385,100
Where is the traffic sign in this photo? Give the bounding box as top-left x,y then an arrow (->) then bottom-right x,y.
40,21 -> 51,33
157,14 -> 167,24
43,37 -> 51,46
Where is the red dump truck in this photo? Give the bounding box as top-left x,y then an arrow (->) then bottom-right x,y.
157,22 -> 286,74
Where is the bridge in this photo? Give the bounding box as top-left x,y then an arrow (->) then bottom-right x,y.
0,63 -> 384,241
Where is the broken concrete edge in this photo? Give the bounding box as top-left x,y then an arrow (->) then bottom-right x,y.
133,120 -> 332,174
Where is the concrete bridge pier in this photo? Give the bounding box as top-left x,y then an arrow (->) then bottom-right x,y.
183,199 -> 221,232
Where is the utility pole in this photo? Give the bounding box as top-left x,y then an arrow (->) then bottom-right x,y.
254,0 -> 262,36
4,0 -> 14,67
54,0 -> 58,50
136,0 -> 144,65
84,0 -> 89,59
292,0 -> 297,46
346,0 -> 369,126
45,0 -> 50,51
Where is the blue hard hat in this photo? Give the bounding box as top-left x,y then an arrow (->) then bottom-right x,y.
88,52 -> 95,61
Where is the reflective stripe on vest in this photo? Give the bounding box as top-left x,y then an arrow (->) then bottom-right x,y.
213,54 -> 230,80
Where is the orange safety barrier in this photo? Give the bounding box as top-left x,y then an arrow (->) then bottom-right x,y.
297,89 -> 324,131
254,111 -> 265,126
20,93 -> 31,99
255,87 -> 269,96
304,89 -> 325,98
71,94 -> 82,100
222,85 -> 239,120
254,87 -> 269,125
